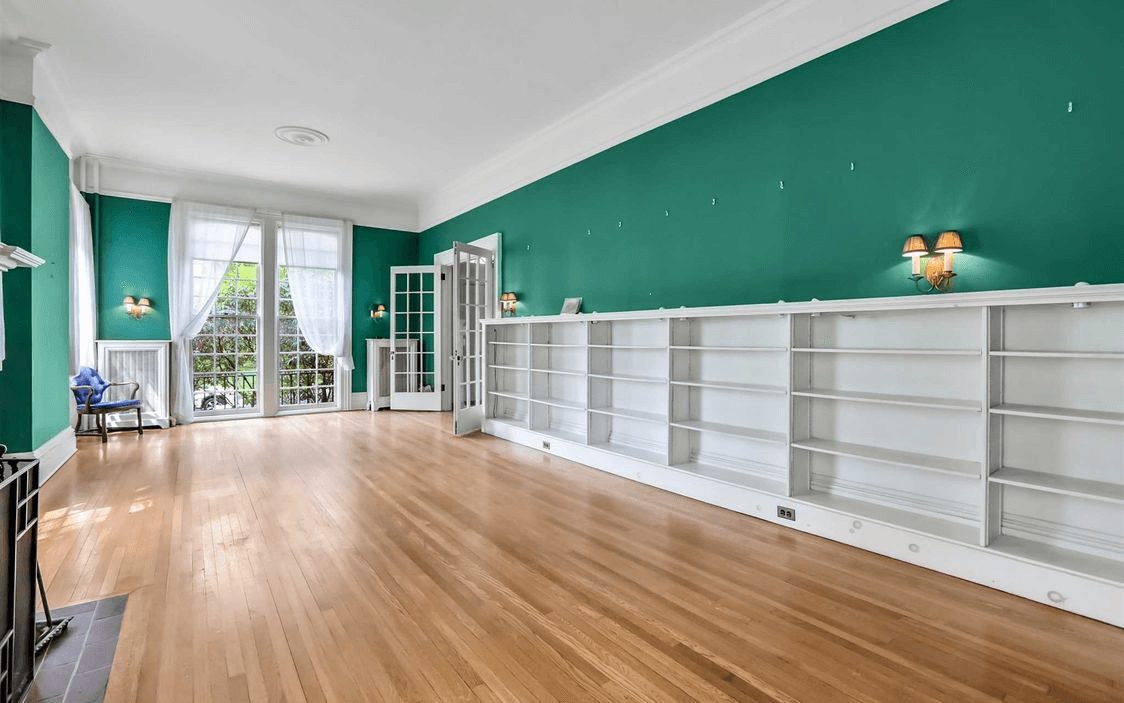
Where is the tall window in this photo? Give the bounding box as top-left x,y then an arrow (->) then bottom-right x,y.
278,265 -> 335,407
191,260 -> 259,413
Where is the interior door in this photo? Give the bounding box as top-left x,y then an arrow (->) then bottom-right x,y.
452,242 -> 495,435
389,265 -> 444,411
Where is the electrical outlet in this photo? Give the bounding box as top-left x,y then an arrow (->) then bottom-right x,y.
777,506 -> 796,521
542,440 -> 551,450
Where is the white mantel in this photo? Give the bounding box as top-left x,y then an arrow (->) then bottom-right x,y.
0,242 -> 46,370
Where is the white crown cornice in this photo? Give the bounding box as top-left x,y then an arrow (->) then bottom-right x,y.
419,0 -> 947,231
0,36 -> 51,105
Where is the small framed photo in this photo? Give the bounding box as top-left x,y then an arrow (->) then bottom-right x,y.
560,297 -> 582,315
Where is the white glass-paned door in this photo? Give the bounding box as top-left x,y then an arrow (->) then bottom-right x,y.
390,266 -> 443,411
191,225 -> 261,415
453,241 -> 495,435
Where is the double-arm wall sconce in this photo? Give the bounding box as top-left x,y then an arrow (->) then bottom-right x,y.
370,304 -> 386,320
902,231 -> 963,293
500,291 -> 518,317
123,295 -> 152,319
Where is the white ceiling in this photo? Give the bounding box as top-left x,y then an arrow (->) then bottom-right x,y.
3,0 -> 766,212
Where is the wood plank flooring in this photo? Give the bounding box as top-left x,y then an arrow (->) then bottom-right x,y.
38,411 -> 1124,703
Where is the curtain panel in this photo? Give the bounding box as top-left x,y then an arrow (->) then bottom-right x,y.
168,201 -> 257,424
280,214 -> 353,371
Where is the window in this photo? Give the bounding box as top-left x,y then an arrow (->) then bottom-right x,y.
278,265 -> 335,407
191,260 -> 259,412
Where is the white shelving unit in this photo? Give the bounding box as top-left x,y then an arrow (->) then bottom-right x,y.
482,284 -> 1124,627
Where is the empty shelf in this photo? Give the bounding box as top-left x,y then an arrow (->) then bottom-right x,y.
671,345 -> 786,352
669,420 -> 786,444
589,344 -> 666,350
530,343 -> 585,348
792,439 -> 979,478
488,390 -> 527,401
588,406 -> 666,423
799,492 -> 980,544
488,416 -> 527,430
792,388 -> 980,411
988,535 -> 1124,584
589,442 -> 665,466
990,404 -> 1124,426
488,364 -> 527,371
793,347 -> 979,356
530,396 -> 584,411
489,341 -> 526,346
533,426 -> 586,445
989,468 -> 1124,505
589,372 -> 667,384
670,380 -> 786,394
991,350 -> 1124,359
530,367 -> 585,377
671,462 -> 787,494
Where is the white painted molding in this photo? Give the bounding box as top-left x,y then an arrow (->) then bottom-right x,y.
350,391 -> 368,412
80,155 -> 420,232
485,282 -> 1124,325
0,36 -> 49,105
10,427 -> 77,486
418,0 -> 948,230
0,244 -> 46,272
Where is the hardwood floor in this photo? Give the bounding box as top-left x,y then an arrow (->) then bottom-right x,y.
38,411 -> 1123,703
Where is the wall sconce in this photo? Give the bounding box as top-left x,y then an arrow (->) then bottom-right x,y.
902,231 -> 963,293
370,304 -> 386,320
123,295 -> 152,319
500,291 -> 518,317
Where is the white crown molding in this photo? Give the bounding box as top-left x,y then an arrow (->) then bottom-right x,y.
0,36 -> 50,105
418,0 -> 948,231
80,155 -> 420,232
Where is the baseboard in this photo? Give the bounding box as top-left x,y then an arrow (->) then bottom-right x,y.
351,391 -> 368,411
11,427 -> 77,486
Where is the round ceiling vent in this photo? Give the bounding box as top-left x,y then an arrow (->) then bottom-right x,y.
274,126 -> 330,147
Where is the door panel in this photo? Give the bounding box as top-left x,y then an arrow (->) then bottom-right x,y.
390,265 -> 444,411
452,242 -> 495,435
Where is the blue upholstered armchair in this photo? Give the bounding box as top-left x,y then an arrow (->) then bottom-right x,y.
70,367 -> 144,443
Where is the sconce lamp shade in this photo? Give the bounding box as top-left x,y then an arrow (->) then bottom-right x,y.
934,230 -> 963,253
123,295 -> 137,307
500,292 -> 517,302
901,235 -> 929,257
371,304 -> 386,319
137,298 -> 152,309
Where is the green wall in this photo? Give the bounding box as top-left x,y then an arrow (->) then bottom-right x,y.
351,226 -> 418,392
89,196 -> 417,394
0,101 -> 71,452
419,0 -> 1124,315
90,194 -> 172,340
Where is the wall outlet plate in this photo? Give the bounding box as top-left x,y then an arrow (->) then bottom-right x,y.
777,506 -> 796,521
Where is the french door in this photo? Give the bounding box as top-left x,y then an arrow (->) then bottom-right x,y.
191,217 -> 341,418
452,242 -> 495,435
389,265 -> 445,411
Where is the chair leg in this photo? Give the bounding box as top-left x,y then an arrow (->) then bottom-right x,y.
99,413 -> 107,443
137,407 -> 144,436
74,412 -> 83,434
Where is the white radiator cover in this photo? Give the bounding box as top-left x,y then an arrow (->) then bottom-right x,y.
95,340 -> 172,428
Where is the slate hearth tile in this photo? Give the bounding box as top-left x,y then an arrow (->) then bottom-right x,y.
65,666 -> 110,703
93,596 -> 127,620
76,638 -> 118,674
85,615 -> 122,645
27,662 -> 73,699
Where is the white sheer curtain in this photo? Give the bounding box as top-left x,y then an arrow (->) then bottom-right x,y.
280,214 -> 353,370
69,185 -> 97,375
168,201 -> 257,424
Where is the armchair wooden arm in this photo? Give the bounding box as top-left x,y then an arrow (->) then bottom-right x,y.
70,385 -> 97,413
107,380 -> 141,400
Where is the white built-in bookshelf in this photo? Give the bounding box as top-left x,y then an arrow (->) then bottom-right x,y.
483,284 -> 1124,627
